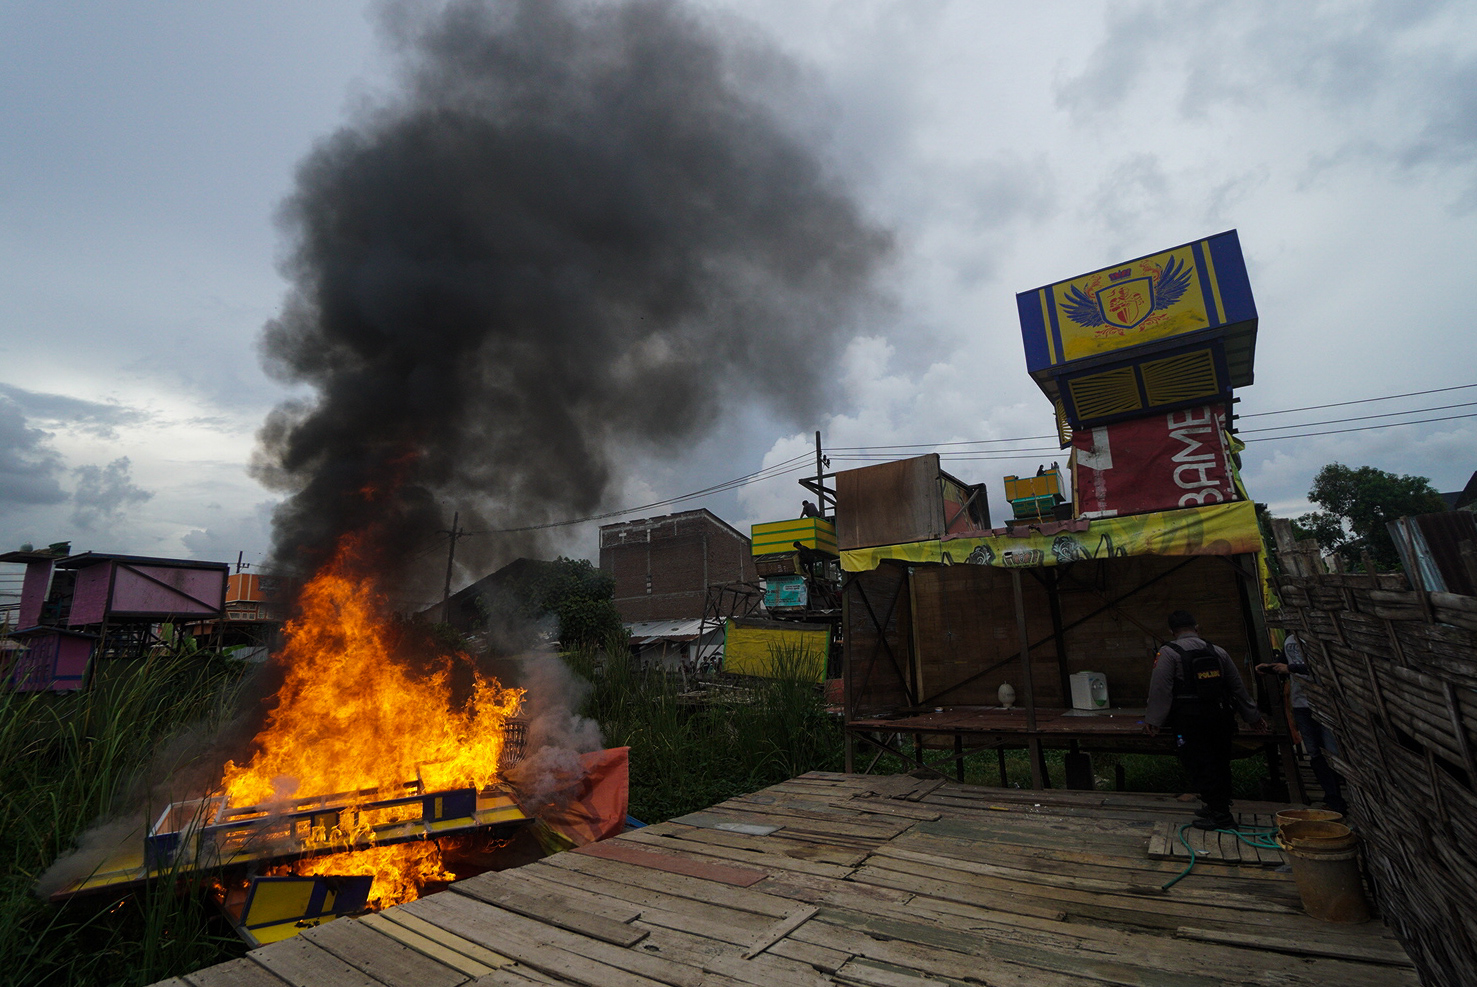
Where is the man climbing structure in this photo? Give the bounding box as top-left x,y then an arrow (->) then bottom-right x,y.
1144,609 -> 1268,830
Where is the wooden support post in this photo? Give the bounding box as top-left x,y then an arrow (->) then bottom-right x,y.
844,730 -> 855,774
997,746 -> 1008,787
954,734 -> 965,783
1011,569 -> 1045,790
1047,571 -> 1072,707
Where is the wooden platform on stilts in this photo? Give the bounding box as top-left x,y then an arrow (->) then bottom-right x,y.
150,771 -> 1414,987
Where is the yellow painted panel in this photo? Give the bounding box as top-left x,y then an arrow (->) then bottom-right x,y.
244,878 -> 317,928
1051,245 -> 1209,361
723,621 -> 827,681
247,915 -> 334,945
1067,367 -> 1143,419
751,518 -> 838,556
1140,349 -> 1219,406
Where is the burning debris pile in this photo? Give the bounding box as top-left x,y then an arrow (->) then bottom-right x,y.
44,0 -> 887,944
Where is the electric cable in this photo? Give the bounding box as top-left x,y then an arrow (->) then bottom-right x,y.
1239,381 -> 1477,418
445,382 -> 1477,537
1243,411 -> 1477,441
1238,400 -> 1477,433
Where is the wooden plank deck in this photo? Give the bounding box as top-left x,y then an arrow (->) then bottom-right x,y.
155,772 -> 1415,987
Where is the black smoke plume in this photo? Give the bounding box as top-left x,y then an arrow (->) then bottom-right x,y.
253,0 -> 889,592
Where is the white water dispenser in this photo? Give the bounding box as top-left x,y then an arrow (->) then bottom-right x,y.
1069,671 -> 1109,710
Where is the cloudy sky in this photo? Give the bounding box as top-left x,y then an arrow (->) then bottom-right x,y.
2,0 -> 1474,590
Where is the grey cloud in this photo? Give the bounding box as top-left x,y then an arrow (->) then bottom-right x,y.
181,500 -> 275,563
0,382 -> 152,440
1056,0 -> 1477,190
1078,152 -> 1173,246
71,457 -> 153,529
1052,4 -> 1161,116
964,154 -> 1055,227
0,395 -> 68,509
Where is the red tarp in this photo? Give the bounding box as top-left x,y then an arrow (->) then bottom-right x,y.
535,747 -> 630,848
1072,405 -> 1236,518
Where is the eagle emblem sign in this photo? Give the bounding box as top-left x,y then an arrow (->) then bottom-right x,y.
1097,276 -> 1154,329
1058,254 -> 1194,332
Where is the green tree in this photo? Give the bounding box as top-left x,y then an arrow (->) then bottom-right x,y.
525,557 -> 627,649
1295,463 -> 1446,570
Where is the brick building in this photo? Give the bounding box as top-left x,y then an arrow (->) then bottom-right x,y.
599,509 -> 758,623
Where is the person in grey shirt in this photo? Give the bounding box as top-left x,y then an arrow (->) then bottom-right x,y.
1257,634 -> 1347,814
1144,610 -> 1267,830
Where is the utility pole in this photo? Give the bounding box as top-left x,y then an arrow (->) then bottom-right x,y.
814,430 -> 830,519
440,511 -> 463,625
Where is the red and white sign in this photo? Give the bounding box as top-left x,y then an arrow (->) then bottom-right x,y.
1071,405 -> 1237,518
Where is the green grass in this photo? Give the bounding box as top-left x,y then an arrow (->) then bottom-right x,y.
2,632 -> 1274,983
566,635 -> 1273,823
0,649 -> 249,986
567,637 -> 847,822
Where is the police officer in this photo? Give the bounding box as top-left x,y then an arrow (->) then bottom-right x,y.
1144,610 -> 1268,830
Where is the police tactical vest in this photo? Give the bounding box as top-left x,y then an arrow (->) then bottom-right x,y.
1166,641 -> 1229,709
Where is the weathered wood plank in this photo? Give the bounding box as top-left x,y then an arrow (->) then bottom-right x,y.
1173,927 -> 1416,968
644,820 -> 869,865
248,938 -> 382,987
517,864 -> 772,944
742,905 -> 820,958
182,958 -> 289,987
300,915 -> 469,987
373,909 -> 513,970
404,889 -> 698,987
540,848 -> 794,918
833,799 -> 943,821
452,873 -> 647,946
358,912 -> 497,977
615,826 -> 858,879
572,840 -> 769,886
768,937 -> 852,974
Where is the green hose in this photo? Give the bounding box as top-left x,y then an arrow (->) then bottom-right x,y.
1160,822 -> 1281,890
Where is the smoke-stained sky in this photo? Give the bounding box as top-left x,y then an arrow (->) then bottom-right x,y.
2,0 -> 1476,599
253,0 -> 887,587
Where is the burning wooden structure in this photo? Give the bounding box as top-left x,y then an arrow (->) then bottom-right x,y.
1268,517 -> 1477,987
62,772 -> 531,947
51,535 -> 547,946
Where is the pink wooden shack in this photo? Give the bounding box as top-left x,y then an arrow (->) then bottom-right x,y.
1,549 -> 228,690
4,627 -> 97,691
60,553 -> 229,627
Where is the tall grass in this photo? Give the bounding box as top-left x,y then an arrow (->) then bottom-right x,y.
566,636 -> 846,822
563,633 -> 1271,814
0,649 -> 249,986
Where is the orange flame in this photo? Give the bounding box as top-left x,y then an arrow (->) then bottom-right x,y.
267,843 -> 455,909
220,533 -> 524,905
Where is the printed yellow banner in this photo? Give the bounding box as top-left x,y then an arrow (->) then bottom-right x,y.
840,500 -> 1263,572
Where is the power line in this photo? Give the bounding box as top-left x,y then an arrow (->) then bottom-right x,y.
1240,381 -> 1477,418
1242,411 -> 1477,442
1239,400 -> 1477,433
446,382 -> 1477,537
829,434 -> 1058,452
468,454 -> 814,534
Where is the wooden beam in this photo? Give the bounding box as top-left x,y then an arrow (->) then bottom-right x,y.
1011,569 -> 1045,790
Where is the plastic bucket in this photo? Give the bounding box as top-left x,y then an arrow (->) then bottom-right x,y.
1275,808 -> 1343,830
1276,835 -> 1371,923
1280,820 -> 1358,852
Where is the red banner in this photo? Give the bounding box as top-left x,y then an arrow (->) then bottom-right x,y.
1071,406 -> 1236,518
